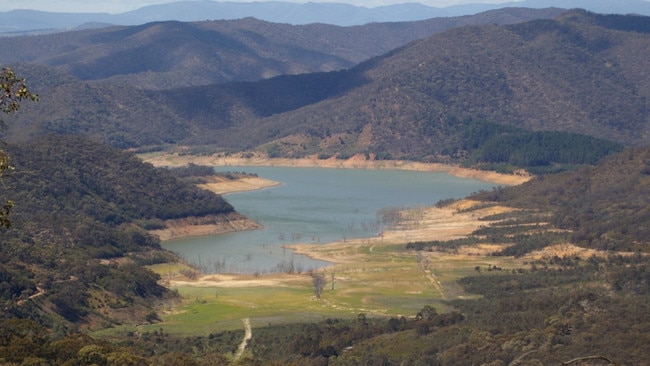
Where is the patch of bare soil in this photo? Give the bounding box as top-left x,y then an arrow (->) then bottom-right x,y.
526,243 -> 604,261
168,273 -> 309,289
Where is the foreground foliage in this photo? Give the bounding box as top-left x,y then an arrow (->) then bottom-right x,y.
5,252 -> 648,366
0,66 -> 38,228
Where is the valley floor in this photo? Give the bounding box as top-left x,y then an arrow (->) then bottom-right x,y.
137,193 -> 599,339
134,153 -> 559,335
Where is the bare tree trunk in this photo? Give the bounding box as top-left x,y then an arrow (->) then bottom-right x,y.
310,272 -> 326,299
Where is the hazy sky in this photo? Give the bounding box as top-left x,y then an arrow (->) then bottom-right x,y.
0,0 -> 519,13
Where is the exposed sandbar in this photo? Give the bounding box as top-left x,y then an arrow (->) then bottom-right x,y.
197,175 -> 281,195
150,212 -> 263,241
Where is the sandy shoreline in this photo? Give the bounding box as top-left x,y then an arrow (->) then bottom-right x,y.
197,175 -> 281,195
285,199 -> 512,264
150,212 -> 263,241
143,152 -> 531,186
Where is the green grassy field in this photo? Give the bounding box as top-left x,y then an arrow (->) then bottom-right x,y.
90,243 -> 523,340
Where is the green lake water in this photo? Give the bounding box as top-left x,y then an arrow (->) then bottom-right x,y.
162,166 -> 496,274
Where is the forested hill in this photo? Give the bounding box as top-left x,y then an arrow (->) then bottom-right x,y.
8,135 -> 234,225
471,145 -> 650,252
0,8 -> 564,89
0,135 -> 235,328
204,10 -> 649,155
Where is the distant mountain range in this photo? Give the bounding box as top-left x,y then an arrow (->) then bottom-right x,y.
6,10 -> 649,169
2,0 -> 650,34
0,8 -> 565,88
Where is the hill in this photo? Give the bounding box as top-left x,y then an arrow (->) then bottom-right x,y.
471,145 -> 650,252
0,134 -> 240,329
1,0 -> 650,33
153,10 -> 645,169
218,10 -> 648,148
4,10 -> 648,172
0,8 -> 565,89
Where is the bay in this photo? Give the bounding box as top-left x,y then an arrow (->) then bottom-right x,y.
162,166 -> 496,274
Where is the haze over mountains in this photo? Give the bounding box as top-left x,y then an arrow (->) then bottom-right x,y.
2,0 -> 650,34
3,9 -> 648,171
0,8 -> 565,87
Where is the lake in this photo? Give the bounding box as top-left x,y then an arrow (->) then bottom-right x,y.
162,166 -> 496,274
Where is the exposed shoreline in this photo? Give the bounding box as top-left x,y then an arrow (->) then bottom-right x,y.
150,212 -> 263,241
143,152 -> 532,186
197,175 -> 281,196
285,199 -> 511,264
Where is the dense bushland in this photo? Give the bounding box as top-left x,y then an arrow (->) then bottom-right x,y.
470,146 -> 650,252
0,135 -> 237,329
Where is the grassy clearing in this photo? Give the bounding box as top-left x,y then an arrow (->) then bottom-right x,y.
93,253 -> 522,340
159,287 -> 321,335
117,242 -> 525,339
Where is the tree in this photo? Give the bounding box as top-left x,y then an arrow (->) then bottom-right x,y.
310,271 -> 326,299
0,67 -> 38,228
415,305 -> 437,321
1,67 -> 38,117
357,313 -> 368,326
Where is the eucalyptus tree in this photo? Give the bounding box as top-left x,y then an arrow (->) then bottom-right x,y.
0,67 -> 38,228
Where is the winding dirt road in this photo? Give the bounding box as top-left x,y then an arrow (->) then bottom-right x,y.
235,318 -> 252,360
